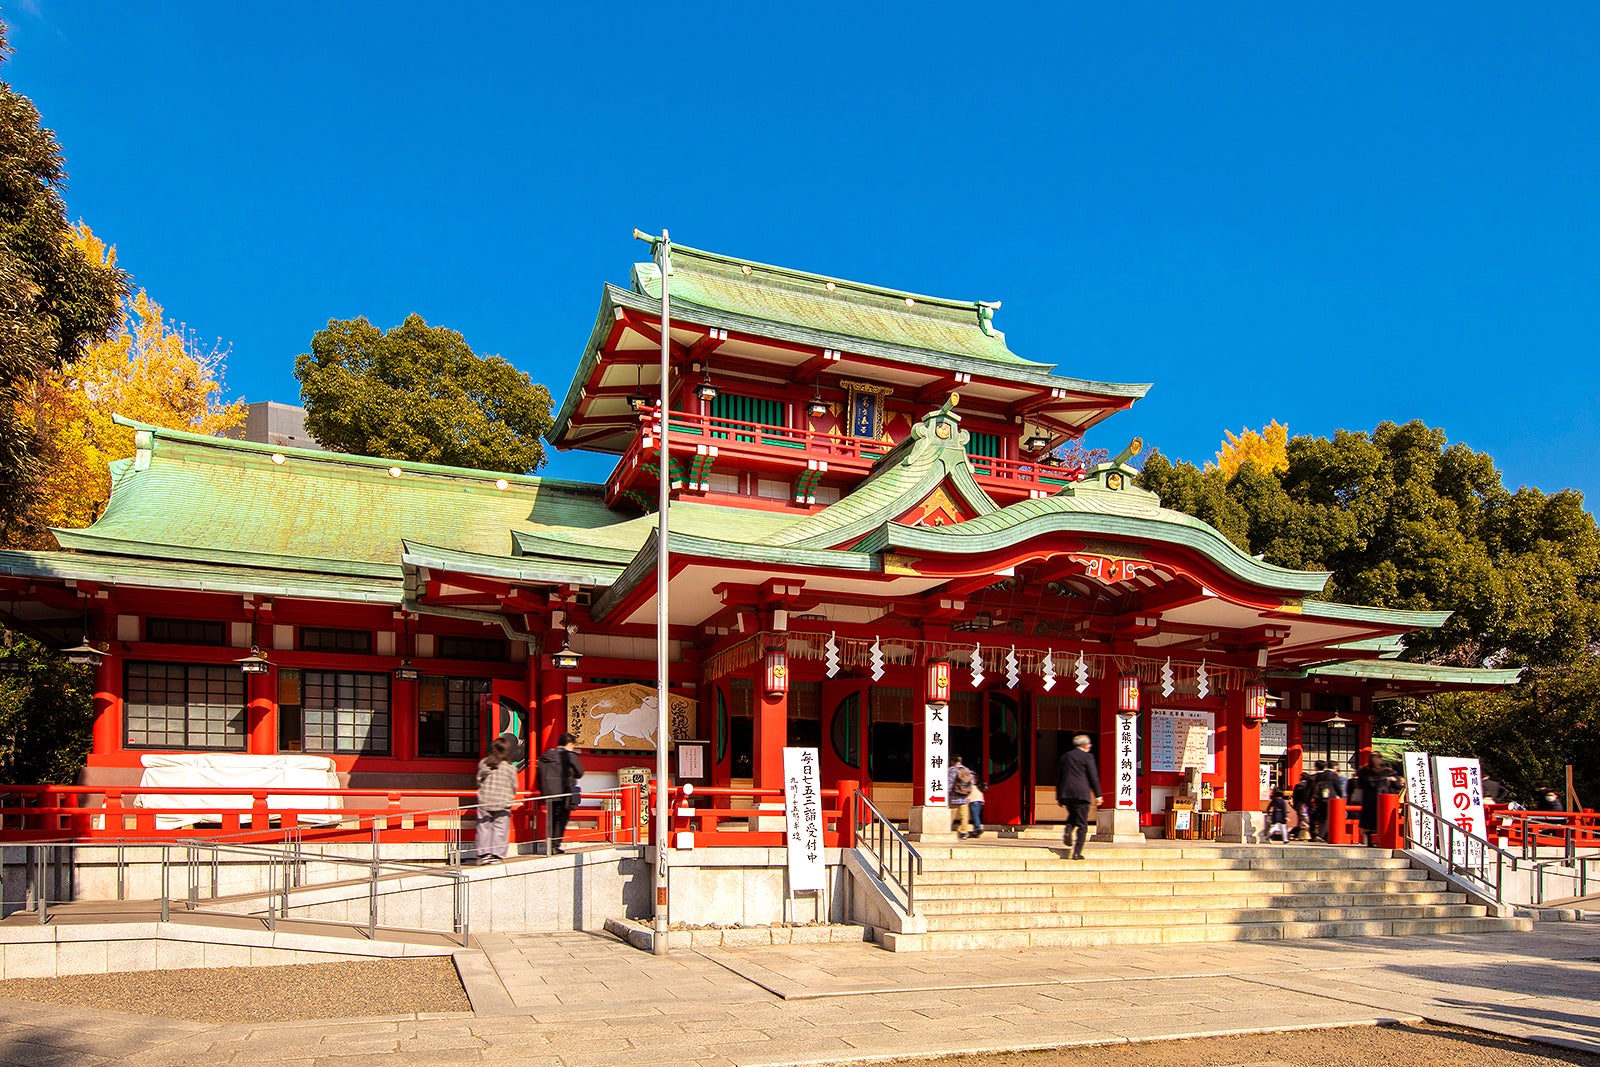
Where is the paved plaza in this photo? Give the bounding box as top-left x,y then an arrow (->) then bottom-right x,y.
0,919 -> 1594,1066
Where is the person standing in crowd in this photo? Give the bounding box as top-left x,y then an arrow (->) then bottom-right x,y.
1353,755 -> 1395,846
949,755 -> 976,837
966,776 -> 986,839
535,732 -> 585,855
1056,734 -> 1101,860
475,736 -> 518,864
1291,771 -> 1314,841
1264,789 -> 1290,843
1534,786 -> 1565,812
1310,760 -> 1343,842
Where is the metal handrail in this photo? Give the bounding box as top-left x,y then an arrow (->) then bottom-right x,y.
851,791 -> 921,915
1402,800 -> 1515,904
0,787 -> 647,942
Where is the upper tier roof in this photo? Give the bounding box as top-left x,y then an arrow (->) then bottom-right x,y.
634,244 -> 1043,367
547,241 -> 1151,453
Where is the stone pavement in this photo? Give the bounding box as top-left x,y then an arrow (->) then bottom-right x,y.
0,919 -> 1594,1066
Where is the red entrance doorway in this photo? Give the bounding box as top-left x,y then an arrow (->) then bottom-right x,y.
951,690 -> 1025,825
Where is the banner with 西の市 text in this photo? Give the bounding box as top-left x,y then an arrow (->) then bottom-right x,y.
782,747 -> 825,891
924,702 -> 949,806
1431,755 -> 1487,868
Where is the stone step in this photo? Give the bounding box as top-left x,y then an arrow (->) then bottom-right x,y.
914,877 -> 1454,901
919,857 -> 1417,875
879,915 -> 1533,952
915,890 -> 1469,913
920,903 -> 1490,931
920,843 -> 1393,862
918,865 -> 1435,885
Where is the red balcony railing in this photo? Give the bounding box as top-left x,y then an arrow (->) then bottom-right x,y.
608,407 -> 1085,505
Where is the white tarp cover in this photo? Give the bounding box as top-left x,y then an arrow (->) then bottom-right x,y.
136,753 -> 342,829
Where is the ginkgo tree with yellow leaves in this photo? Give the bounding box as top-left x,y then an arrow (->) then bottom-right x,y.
1209,420 -> 1289,477
7,225 -> 243,547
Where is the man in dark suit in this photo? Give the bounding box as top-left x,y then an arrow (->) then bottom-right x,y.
1056,733 -> 1102,860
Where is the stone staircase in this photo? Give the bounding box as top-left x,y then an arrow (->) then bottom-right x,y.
878,841 -> 1533,951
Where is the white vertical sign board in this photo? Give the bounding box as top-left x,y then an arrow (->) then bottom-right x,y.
1431,755 -> 1487,868
1115,714 -> 1138,808
924,703 -> 950,807
1403,751 -> 1435,853
782,747 -> 825,892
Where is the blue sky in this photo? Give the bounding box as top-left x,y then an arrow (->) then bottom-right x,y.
8,4 -> 1598,503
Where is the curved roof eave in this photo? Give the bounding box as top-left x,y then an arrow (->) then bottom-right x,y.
865,511 -> 1332,596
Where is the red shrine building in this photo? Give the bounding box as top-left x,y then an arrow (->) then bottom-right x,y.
0,242 -> 1516,835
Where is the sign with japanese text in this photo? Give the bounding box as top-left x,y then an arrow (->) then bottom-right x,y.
1430,755 -> 1486,867
924,702 -> 950,806
1259,721 -> 1289,756
1115,713 -> 1138,808
782,747 -> 825,892
1403,751 -> 1435,854
1150,708 -> 1215,773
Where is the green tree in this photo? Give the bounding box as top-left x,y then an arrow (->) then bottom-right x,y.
0,26 -> 127,538
1139,419 -> 1600,803
296,314 -> 551,473
0,631 -> 95,783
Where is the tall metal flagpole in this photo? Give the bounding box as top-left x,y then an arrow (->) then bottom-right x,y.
634,227 -> 673,956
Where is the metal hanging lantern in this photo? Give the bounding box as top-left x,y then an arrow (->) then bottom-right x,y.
236,646 -> 271,675
63,638 -> 104,668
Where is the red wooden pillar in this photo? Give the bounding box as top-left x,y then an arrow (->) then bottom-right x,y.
753,684 -> 787,792
537,664 -> 566,785
1223,684 -> 1262,814
1097,673 -> 1120,806
388,675 -> 417,762
91,645 -> 120,757
247,672 -> 276,754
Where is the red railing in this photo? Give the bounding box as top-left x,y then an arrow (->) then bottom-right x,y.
661,782 -> 856,850
608,408 -> 1085,504
1485,804 -> 1600,851
0,785 -> 643,846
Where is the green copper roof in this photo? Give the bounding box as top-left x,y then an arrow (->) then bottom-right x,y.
1294,659 -> 1523,687
857,462 -> 1333,596
549,273 -> 1152,449
515,499 -> 800,558
402,540 -> 623,588
763,401 -> 999,549
637,244 -> 1043,367
66,419 -> 619,572
591,527 -> 879,623
1297,600 -> 1452,628
0,549 -> 398,603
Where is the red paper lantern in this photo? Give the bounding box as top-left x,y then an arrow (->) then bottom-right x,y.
927,658 -> 952,705
764,645 -> 789,697
1244,684 -> 1270,720
1118,673 -> 1141,714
